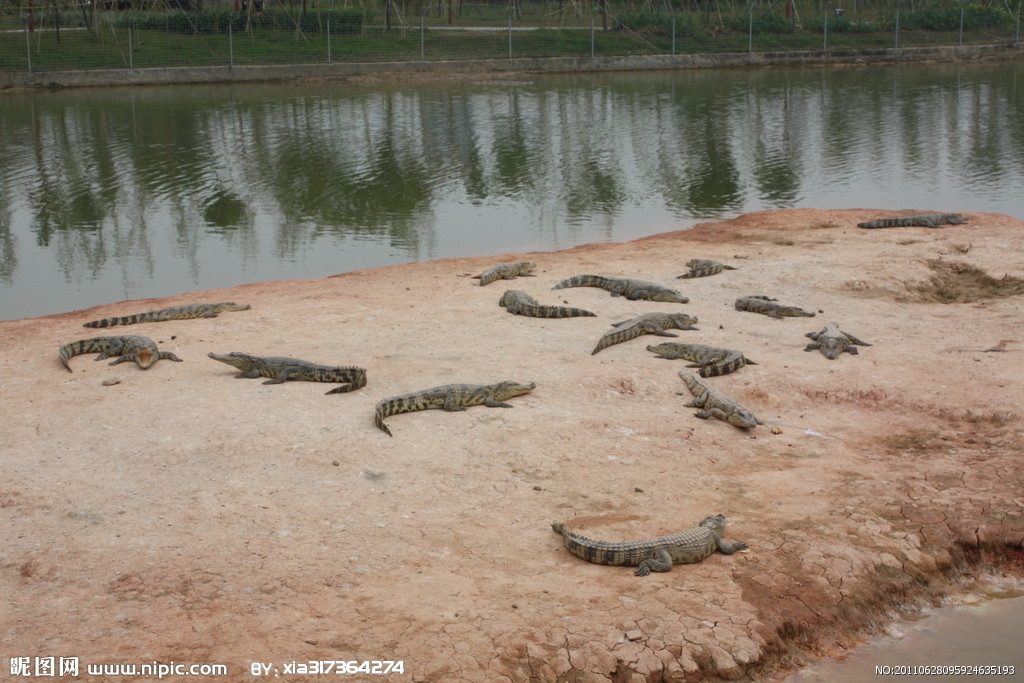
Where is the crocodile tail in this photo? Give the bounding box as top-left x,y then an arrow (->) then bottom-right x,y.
678,371 -> 702,393
530,304 -> 596,318
858,217 -> 912,229
326,368 -> 368,394
478,270 -> 502,286
552,275 -> 606,290
373,393 -> 428,435
83,315 -> 132,328
698,353 -> 745,377
677,265 -> 720,279
373,403 -> 394,436
59,342 -> 80,370
592,328 -> 631,355
560,307 -> 597,318
348,368 -> 368,391
59,337 -> 117,371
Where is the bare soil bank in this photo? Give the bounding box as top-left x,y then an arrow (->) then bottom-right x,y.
2,43 -> 1022,91
2,208 -> 1022,681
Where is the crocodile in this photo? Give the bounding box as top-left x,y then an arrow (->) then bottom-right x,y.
735,295 -> 816,319
678,371 -> 762,429
499,290 -> 596,318
59,335 -> 183,372
551,514 -> 747,576
552,275 -> 689,303
374,381 -> 536,436
474,262 -> 537,286
804,322 -> 872,359
646,342 -> 756,377
83,302 -> 250,328
857,213 -> 968,229
676,259 -> 737,279
207,352 -> 367,394
592,312 -> 698,355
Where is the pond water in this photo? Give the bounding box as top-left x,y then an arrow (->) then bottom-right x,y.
0,61 -> 1022,320
785,579 -> 1024,682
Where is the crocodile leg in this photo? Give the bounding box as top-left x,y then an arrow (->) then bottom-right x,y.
844,332 -> 871,347
238,369 -> 263,379
485,399 -> 515,408
262,365 -> 303,384
718,540 -> 748,554
642,323 -> 679,338
635,549 -> 674,576
157,351 -> 183,363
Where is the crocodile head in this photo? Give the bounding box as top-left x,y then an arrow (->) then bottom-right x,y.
207,351 -> 258,371
134,348 -> 156,369
818,339 -> 845,360
727,408 -> 762,429
646,342 -> 682,357
667,313 -> 699,328
650,288 -> 689,304
816,323 -> 846,359
498,290 -> 518,308
492,381 -> 536,401
222,302 -> 252,312
517,262 -> 537,275
698,514 -> 727,535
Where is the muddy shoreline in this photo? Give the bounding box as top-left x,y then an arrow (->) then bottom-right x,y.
2,208 -> 1022,681
2,44 -> 1022,93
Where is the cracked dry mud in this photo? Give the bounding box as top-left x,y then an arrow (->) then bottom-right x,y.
2,208 -> 1023,681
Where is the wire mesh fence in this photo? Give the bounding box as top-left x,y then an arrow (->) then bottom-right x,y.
1,0 -> 1021,73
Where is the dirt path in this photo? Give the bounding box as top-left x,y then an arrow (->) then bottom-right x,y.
3,208 -> 1022,681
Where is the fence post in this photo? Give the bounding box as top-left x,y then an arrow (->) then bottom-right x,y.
1016,4 -> 1020,45
894,8 -> 900,48
229,20 -> 234,69
591,17 -> 595,58
823,11 -> 828,52
24,21 -> 32,74
327,18 -> 332,63
749,4 -> 753,53
958,4 -> 964,46
672,15 -> 676,55
420,15 -> 425,59
129,22 -> 134,69
508,16 -> 512,60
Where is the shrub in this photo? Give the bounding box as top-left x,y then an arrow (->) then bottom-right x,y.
122,8 -> 363,35
901,4 -> 1011,30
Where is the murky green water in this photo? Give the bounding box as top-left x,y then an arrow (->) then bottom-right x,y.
0,61 -> 1021,320
785,580 -> 1024,682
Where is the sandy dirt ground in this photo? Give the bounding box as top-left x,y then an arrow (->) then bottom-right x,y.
2,208 -> 1023,682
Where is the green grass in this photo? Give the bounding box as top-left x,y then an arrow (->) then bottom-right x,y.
1,12 -> 1018,73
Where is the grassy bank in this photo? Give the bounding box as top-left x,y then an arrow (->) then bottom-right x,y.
1,4 -> 1019,72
